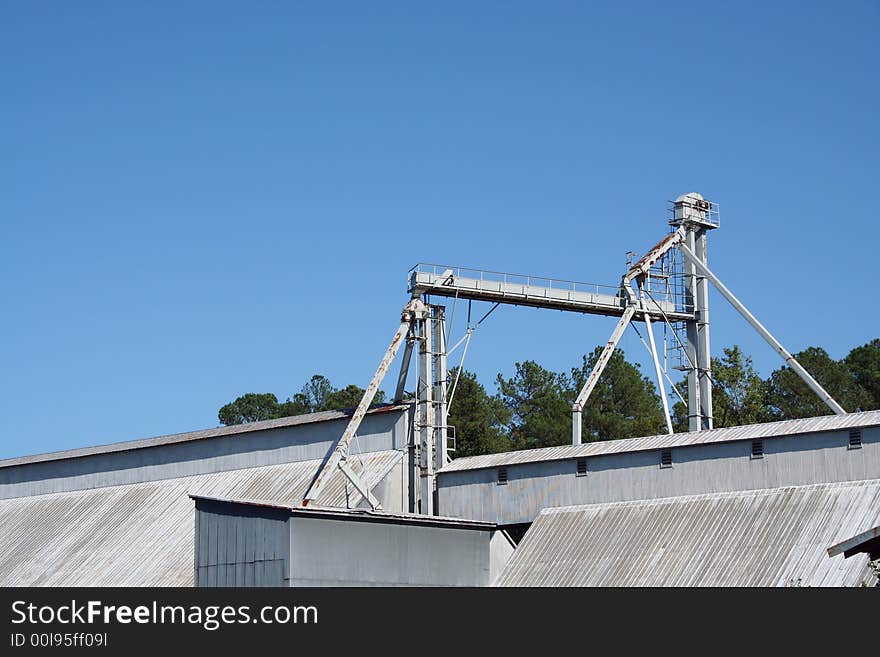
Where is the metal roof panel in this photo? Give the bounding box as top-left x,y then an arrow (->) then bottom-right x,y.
441,410 -> 880,474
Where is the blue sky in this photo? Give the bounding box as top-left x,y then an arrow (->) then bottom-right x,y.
2,1 -> 878,459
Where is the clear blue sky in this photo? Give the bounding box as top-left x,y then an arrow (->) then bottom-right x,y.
2,2 -> 878,459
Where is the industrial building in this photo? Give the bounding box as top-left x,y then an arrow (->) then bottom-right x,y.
0,406 -> 413,586
1,405 -> 877,587
2,193 -> 878,587
193,496 -> 513,587
438,412 -> 880,525
494,479 -> 880,587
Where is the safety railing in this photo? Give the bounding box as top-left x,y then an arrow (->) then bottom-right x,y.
408,263 -> 623,299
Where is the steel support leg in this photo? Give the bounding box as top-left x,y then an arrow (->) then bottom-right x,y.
572,305 -> 636,445
678,242 -> 846,415
303,297 -> 427,508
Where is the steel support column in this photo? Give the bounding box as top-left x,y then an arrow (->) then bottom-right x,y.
417,305 -> 434,515
683,229 -> 703,431
694,228 -> 714,429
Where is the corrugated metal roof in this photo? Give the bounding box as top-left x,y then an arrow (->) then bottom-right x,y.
0,404 -> 409,469
192,494 -> 497,530
441,410 -> 880,474
494,479 -> 880,587
0,450 -> 403,586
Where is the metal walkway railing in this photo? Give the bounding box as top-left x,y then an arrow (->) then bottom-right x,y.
408,264 -> 695,321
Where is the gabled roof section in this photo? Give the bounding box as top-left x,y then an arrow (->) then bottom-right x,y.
0,403 -> 409,469
494,479 -> 880,587
191,494 -> 497,530
0,450 -> 404,586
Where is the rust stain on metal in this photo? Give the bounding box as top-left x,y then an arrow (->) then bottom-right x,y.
627,229 -> 685,278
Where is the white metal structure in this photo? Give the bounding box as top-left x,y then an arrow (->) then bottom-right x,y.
303,297 -> 428,510
309,192 -> 846,514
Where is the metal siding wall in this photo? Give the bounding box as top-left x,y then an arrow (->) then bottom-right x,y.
489,531 -> 516,584
195,503 -> 289,587
0,411 -> 408,499
288,517 -> 492,586
367,456 -> 406,513
438,427 -> 880,524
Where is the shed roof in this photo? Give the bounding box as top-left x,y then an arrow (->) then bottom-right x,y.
192,494 -> 497,530
0,450 -> 403,586
494,478 -> 880,587
0,404 -> 408,469
441,410 -> 880,474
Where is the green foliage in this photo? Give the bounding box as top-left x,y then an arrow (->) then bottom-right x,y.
446,370 -> 511,457
570,347 -> 665,441
298,375 -> 335,412
219,339 -> 879,457
673,342 -> 878,429
323,385 -> 386,411
276,393 -> 312,418
493,348 -> 665,448
218,375 -> 387,425
218,393 -> 283,426
496,361 -> 572,449
671,397 -> 692,432
709,346 -> 773,428
765,346 -> 872,419
844,339 -> 880,410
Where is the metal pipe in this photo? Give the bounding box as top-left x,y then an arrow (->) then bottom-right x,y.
641,285 -> 674,434
629,322 -> 687,405
447,332 -> 470,356
642,287 -> 699,373
447,329 -> 473,412
678,242 -> 846,416
433,306 -> 448,470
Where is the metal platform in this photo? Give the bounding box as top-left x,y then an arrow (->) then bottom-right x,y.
408,264 -> 694,321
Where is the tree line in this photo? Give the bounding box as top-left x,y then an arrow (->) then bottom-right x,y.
218,338 -> 879,458
217,375 -> 385,425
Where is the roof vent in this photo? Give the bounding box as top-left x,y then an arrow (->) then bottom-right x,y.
849,429 -> 862,450
660,449 -> 673,468
751,440 -> 764,459
576,457 -> 587,477
497,467 -> 508,485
